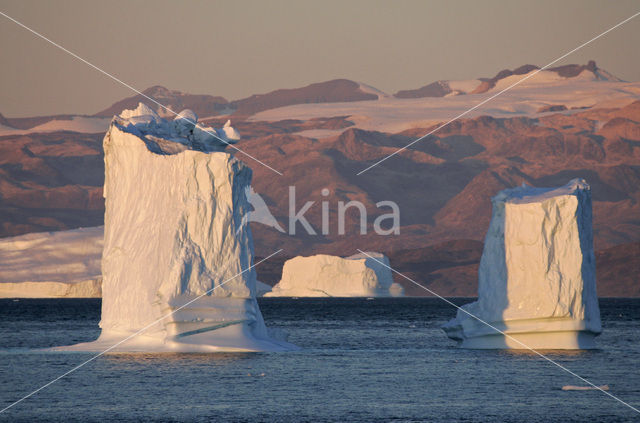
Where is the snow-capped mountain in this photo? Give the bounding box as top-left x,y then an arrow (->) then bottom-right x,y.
395,60 -> 622,98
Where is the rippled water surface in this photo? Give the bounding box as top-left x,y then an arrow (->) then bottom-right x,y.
1,298 -> 639,422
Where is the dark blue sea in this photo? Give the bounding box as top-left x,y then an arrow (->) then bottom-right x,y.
0,298 -> 639,422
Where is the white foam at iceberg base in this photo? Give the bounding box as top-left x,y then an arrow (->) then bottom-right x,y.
58,104 -> 296,352
265,252 -> 404,297
442,179 -> 602,349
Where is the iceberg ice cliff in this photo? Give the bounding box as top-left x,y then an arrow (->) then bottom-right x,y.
62,103 -> 294,352
442,179 -> 602,349
265,252 -> 404,297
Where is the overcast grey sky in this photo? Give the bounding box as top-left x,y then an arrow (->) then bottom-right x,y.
1,0 -> 639,117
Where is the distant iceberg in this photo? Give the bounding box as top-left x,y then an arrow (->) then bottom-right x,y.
442,179 -> 602,349
60,104 -> 295,352
0,227 -> 103,298
265,252 -> 404,297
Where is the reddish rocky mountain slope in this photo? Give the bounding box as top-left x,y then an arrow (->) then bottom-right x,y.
1,64 -> 638,295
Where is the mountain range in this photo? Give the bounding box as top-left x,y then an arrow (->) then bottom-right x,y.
1,60 -> 638,295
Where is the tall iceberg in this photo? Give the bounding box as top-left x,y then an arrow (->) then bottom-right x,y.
65,104 -> 293,352
442,179 -> 601,349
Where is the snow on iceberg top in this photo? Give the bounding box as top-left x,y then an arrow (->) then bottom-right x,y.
494,178 -> 590,204
112,102 -> 240,154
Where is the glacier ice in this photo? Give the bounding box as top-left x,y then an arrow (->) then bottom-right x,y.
62,103 -> 295,352
0,227 -> 103,298
562,385 -> 609,391
265,252 -> 404,297
442,179 -> 602,349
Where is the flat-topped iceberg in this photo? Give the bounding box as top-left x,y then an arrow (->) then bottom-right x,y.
61,103 -> 294,352
442,179 -> 602,349
265,252 -> 404,297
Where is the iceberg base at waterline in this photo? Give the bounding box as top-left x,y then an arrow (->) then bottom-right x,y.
56,296 -> 295,353
443,317 -> 598,349
442,179 -> 602,350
